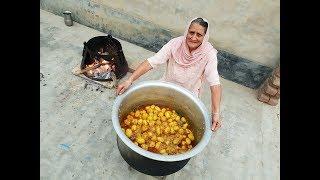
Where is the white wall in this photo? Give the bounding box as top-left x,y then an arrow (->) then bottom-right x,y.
95,0 -> 280,67
41,0 -> 280,68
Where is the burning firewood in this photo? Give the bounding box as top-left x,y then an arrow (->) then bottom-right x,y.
84,57 -> 115,80
75,58 -> 114,76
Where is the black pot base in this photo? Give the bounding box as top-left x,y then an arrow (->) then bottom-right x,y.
117,136 -> 190,176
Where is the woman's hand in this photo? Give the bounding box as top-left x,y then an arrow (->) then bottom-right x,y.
116,79 -> 132,95
211,114 -> 221,132
116,60 -> 153,96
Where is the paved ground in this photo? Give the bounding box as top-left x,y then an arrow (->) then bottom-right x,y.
40,9 -> 280,180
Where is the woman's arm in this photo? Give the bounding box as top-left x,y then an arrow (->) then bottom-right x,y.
116,60 -> 152,95
210,84 -> 222,131
116,39 -> 173,95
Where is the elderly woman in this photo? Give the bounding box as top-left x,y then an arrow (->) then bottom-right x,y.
116,17 -> 222,132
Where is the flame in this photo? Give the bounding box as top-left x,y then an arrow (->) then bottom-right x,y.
85,58 -> 113,77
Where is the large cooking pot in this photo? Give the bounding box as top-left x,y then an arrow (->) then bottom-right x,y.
112,80 -> 212,176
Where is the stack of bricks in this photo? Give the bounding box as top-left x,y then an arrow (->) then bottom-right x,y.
257,65 -> 280,106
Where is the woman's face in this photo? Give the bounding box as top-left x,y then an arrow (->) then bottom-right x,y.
186,23 -> 206,51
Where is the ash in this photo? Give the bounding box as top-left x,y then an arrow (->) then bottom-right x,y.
83,81 -> 105,92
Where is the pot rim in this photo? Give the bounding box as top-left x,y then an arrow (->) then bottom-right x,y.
112,80 -> 212,162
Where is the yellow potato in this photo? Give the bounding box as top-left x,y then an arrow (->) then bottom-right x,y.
151,135 -> 157,141
132,119 -> 138,125
170,128 -> 175,134
155,106 -> 161,111
188,133 -> 195,141
143,120 -> 148,126
154,110 -> 160,115
141,144 -> 149,150
158,112 -> 164,117
173,138 -> 180,145
155,142 -> 161,149
182,123 -> 188,129
185,138 -> 191,145
142,133 -> 148,139
149,121 -> 155,126
136,133 -> 141,138
142,113 -> 148,120
146,108 -> 152,113
157,137 -> 164,142
165,112 -> 171,119
124,119 -> 131,126
181,117 -> 186,122
141,125 -> 148,132
166,148 -> 172,154
147,116 -> 153,121
125,129 -> 132,138
156,127 -> 161,135
148,132 -> 153,137
159,149 -> 167,154
136,137 -> 145,144
182,135 -> 187,139
131,125 -> 137,131
149,141 -> 155,147
122,105 -> 195,155
164,127 -> 170,134
153,115 -> 158,121
134,110 -> 140,118
173,126 -> 179,131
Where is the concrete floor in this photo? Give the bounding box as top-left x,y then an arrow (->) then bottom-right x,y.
40,9 -> 280,180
